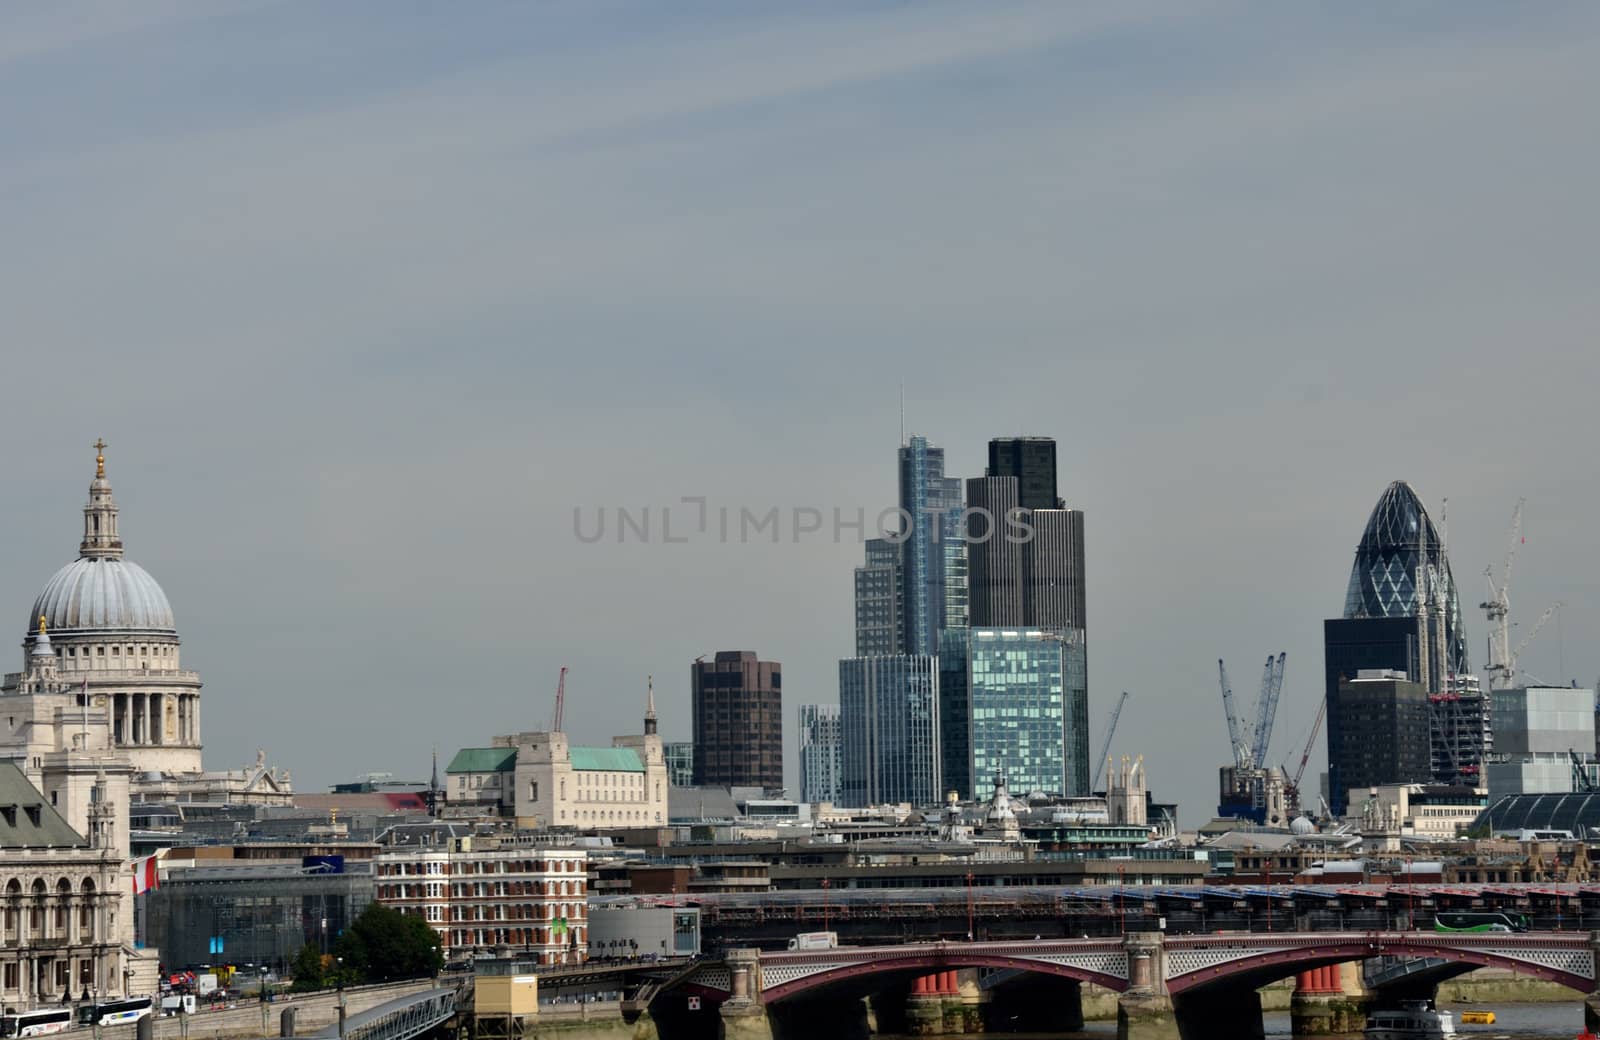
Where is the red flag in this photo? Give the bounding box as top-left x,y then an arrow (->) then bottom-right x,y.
132,855 -> 160,895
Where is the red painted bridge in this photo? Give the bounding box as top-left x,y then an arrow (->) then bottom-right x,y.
675,931 -> 1598,1004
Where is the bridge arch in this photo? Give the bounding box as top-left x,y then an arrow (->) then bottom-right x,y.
1165,933 -> 1593,996
761,942 -> 1129,1003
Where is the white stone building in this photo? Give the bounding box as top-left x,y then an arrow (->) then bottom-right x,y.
444,686 -> 668,829
1,445 -> 291,808
0,759 -> 150,1006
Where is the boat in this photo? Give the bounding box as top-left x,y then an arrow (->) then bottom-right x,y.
1365,1000 -> 1456,1039
1458,1010 -> 1494,1025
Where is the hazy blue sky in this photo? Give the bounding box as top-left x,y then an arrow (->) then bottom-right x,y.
2,2 -> 1596,818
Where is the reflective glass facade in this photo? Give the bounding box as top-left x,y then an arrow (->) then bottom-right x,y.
798,703 -> 843,804
853,538 -> 902,656
1343,481 -> 1469,676
898,437 -> 964,656
663,742 -> 694,788
838,655 -> 940,806
964,628 -> 1083,798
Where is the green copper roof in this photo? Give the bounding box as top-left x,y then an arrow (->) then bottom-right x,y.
446,747 -> 517,774
569,747 -> 644,773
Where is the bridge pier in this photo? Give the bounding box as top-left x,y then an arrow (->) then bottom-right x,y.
720,948 -> 774,1040
1117,932 -> 1178,1040
1289,963 -> 1368,1036
901,970 -> 985,1035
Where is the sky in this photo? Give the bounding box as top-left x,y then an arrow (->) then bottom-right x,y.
1,1 -> 1596,821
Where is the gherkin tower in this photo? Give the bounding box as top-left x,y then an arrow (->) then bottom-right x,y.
1342,480 -> 1469,679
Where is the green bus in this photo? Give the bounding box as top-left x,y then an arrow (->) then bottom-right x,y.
1433,910 -> 1531,933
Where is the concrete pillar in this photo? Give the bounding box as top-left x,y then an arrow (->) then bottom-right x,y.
1118,992 -> 1179,1040
1290,962 -> 1369,1036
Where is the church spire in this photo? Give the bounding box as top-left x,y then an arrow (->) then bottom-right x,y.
644,675 -> 658,736
80,438 -> 123,560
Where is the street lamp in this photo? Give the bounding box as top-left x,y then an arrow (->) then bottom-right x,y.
1117,865 -> 1126,935
965,873 -> 974,942
335,957 -> 346,1040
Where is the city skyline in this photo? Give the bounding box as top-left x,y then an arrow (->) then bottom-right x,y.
1,3 -> 1596,814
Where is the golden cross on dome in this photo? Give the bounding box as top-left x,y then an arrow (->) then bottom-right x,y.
93,438 -> 107,477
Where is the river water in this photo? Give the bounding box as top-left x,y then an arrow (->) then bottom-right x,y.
878,1000 -> 1588,1038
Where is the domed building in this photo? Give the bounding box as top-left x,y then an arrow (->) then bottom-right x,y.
2,444 -> 290,806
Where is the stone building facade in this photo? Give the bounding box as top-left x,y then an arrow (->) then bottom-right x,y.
1,445 -> 291,807
444,686 -> 667,829
0,760 -> 147,1006
375,832 -> 588,964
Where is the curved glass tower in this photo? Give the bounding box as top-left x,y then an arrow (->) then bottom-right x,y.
1343,480 -> 1469,677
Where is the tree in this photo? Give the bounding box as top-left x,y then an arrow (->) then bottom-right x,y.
335,903 -> 443,983
289,944 -> 326,992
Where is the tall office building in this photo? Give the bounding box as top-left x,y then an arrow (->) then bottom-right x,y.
1329,670 -> 1433,801
854,538 -> 903,657
798,704 -> 843,805
937,629 -> 1084,799
951,438 -> 1089,798
898,436 -> 965,655
838,656 -> 940,806
987,437 -> 1064,510
691,651 -> 782,789
1324,481 -> 1481,814
966,438 -> 1085,630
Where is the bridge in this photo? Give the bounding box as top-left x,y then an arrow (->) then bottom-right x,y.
662,931 -> 1600,1040
305,987 -> 458,1040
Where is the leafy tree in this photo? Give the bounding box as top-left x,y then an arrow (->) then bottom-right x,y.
289,944 -> 326,992
335,903 -> 443,983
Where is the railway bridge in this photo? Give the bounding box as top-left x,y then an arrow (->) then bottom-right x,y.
662,931 -> 1600,1040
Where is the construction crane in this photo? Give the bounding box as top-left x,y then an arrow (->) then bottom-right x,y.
1508,603 -> 1562,685
1283,698 -> 1326,810
551,666 -> 568,732
1217,660 -> 1250,770
1481,500 -> 1524,689
1091,691 -> 1130,792
1249,653 -> 1287,770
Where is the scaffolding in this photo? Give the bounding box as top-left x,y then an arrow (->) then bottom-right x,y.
1428,674 -> 1491,786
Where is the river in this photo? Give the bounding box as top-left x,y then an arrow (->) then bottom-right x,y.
877,1000 -> 1589,1038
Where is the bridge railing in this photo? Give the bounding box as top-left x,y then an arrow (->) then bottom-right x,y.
306,987 -> 457,1040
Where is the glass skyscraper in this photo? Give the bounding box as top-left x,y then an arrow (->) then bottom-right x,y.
897,436 -> 964,656
1343,480 -> 1469,677
1325,481 -> 1480,814
940,628 -> 1087,799
798,704 -> 843,804
838,655 -> 940,806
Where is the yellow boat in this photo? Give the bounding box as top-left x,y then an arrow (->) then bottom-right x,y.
1458,1010 -> 1495,1024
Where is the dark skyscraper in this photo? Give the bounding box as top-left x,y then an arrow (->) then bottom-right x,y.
951,437 -> 1091,796
1330,671 -> 1433,794
987,437 -> 1064,510
691,651 -> 782,789
1325,481 -> 1480,813
966,439 -> 1086,630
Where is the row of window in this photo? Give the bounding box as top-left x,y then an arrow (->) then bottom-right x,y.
377,858 -> 584,877
380,880 -> 584,899
0,957 -> 93,992
385,900 -> 583,923
56,644 -> 176,659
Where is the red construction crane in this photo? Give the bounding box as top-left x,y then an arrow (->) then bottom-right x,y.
552,666 -> 568,732
1285,698 -> 1326,808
